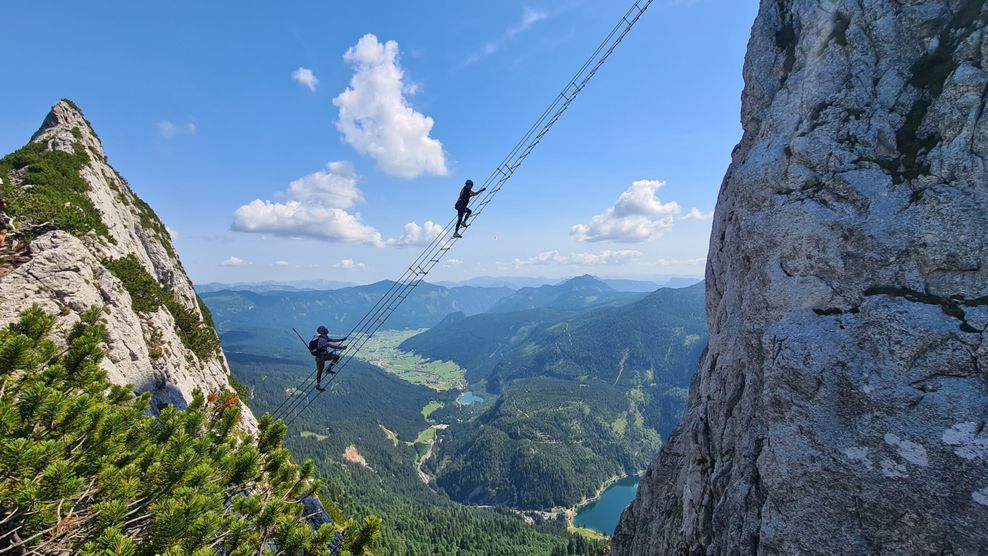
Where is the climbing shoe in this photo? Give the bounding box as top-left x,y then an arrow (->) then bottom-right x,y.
316,384 -> 326,392
452,233 -> 463,238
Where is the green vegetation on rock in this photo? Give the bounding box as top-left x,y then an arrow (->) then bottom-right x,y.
104,255 -> 220,360
0,305 -> 380,555
0,141 -> 109,239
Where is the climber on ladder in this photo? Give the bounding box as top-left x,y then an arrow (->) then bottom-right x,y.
309,326 -> 347,391
453,179 -> 486,238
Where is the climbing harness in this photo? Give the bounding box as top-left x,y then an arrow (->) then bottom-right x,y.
274,0 -> 654,426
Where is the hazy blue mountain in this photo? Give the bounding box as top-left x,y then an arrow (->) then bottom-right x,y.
196,280 -> 358,293
599,278 -> 663,292
432,275 -> 698,292
201,281 -> 515,335
432,276 -> 559,289
657,276 -> 704,288
487,275 -> 645,314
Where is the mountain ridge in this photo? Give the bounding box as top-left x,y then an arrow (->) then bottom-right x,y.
0,100 -> 256,430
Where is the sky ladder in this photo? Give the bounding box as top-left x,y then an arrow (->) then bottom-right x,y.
274,0 -> 654,425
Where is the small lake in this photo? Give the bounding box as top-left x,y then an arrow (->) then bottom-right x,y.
573,475 -> 640,536
456,391 -> 483,405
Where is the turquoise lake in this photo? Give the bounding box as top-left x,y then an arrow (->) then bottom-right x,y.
456,391 -> 483,405
573,476 -> 640,536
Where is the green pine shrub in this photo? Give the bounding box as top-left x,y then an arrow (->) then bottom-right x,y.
0,305 -> 381,554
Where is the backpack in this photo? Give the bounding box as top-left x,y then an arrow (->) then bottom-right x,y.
308,337 -> 322,356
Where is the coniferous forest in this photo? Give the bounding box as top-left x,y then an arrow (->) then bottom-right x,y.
0,306 -> 380,554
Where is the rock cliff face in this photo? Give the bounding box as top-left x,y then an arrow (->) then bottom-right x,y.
614,1 -> 987,554
0,101 -> 256,432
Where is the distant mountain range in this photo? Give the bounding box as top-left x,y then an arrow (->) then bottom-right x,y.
437,275 -> 702,291
196,279 -> 357,293
200,281 -> 516,335
487,274 -> 646,313
196,275 -> 703,294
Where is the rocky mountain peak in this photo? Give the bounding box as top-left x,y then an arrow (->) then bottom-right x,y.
30,100 -> 106,160
613,0 -> 987,554
1,101 -> 257,432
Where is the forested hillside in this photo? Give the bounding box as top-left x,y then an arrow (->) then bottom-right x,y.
422,283 -> 706,508
431,377 -> 661,509
227,345 -> 607,555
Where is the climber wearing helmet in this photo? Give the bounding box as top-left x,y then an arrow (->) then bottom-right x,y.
310,325 -> 347,391
453,179 -> 486,238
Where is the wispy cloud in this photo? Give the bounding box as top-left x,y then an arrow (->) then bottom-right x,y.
333,34 -> 447,178
571,180 -> 682,243
511,249 -> 644,267
221,256 -> 248,267
292,67 -> 319,91
274,260 -> 290,267
656,256 -> 707,267
469,6 -> 549,62
157,120 -> 196,139
333,259 -> 366,270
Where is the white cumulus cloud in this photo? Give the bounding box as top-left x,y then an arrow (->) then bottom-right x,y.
157,120 -> 196,139
287,161 -> 364,209
388,220 -> 444,247
333,259 -> 366,270
274,260 -> 290,267
231,161 -> 384,246
333,34 -> 448,178
221,256 -> 247,267
292,67 -> 319,91
512,249 -> 643,267
571,180 -> 681,243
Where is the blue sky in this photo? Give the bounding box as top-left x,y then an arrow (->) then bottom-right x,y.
0,0 -> 758,284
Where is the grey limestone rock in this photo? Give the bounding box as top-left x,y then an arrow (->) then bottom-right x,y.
0,101 -> 257,433
613,0 -> 987,554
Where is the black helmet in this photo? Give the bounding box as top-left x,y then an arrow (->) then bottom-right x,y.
317,326 -> 329,335
465,179 -> 474,186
